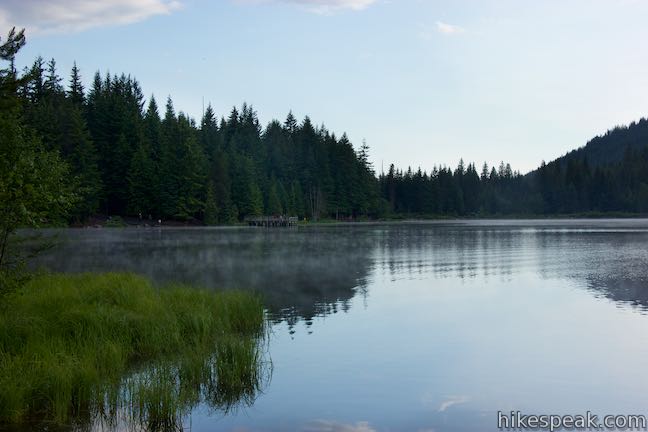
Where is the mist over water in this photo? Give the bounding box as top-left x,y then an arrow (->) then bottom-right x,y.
32,220 -> 648,431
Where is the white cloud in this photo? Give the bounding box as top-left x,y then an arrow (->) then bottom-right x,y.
237,0 -> 377,14
436,21 -> 465,35
0,0 -> 182,35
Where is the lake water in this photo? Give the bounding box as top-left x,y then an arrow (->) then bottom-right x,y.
33,220 -> 648,431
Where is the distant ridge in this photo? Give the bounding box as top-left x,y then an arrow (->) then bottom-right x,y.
544,117 -> 648,170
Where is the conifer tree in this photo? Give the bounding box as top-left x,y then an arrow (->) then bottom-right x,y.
68,62 -> 85,107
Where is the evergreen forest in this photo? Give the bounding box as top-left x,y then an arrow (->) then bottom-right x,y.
5,37 -> 648,225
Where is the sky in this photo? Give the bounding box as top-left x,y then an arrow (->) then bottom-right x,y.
2,0 -> 648,173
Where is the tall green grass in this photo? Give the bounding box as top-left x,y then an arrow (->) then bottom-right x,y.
0,273 -> 269,429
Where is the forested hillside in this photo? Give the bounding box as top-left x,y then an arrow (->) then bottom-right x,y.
9,51 -> 648,223
557,118 -> 648,168
380,137 -> 648,215
521,118 -> 648,213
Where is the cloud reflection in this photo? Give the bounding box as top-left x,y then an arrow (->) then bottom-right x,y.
304,419 -> 376,432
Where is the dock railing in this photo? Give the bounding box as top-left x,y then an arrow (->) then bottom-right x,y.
245,216 -> 299,227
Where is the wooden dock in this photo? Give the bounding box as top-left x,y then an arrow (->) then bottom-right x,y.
246,216 -> 299,227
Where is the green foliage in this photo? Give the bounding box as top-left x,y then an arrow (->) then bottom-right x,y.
127,140 -> 155,216
0,29 -> 25,113
0,29 -> 75,283
290,180 -> 305,218
157,107 -> 208,220
67,62 -> 84,106
204,182 -> 219,225
0,113 -> 73,229
231,155 -> 264,219
247,182 -> 264,217
58,104 -> 102,219
266,179 -> 282,215
0,272 -> 267,426
86,73 -> 144,215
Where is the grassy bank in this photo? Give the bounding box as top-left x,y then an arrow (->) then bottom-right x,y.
0,273 -> 268,428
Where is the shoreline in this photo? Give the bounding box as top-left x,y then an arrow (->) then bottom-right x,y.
31,214 -> 648,230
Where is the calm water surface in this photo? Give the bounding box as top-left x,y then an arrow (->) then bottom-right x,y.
34,220 -> 648,431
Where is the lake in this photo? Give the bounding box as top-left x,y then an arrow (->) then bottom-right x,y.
32,219 -> 648,431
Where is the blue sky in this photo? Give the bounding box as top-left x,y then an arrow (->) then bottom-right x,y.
3,0 -> 648,173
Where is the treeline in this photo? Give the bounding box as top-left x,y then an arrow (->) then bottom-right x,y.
17,57 -> 379,223
380,146 -> 648,216
379,161 -> 529,215
10,52 -> 648,223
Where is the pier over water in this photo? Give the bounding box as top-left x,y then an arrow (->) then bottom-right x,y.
245,216 -> 299,227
